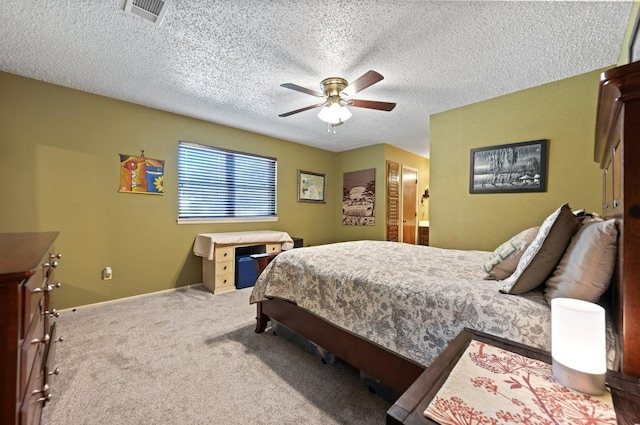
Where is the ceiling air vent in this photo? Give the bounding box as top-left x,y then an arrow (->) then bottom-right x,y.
124,0 -> 171,25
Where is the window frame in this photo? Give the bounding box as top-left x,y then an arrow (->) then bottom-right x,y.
177,141 -> 278,224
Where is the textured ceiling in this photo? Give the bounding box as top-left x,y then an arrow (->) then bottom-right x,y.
0,1 -> 632,157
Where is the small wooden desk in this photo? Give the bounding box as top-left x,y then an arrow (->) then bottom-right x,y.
387,328 -> 640,425
193,231 -> 293,293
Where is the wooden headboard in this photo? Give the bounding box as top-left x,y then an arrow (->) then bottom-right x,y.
595,60 -> 640,377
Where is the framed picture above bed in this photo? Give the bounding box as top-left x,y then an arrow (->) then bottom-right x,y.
297,170 -> 326,203
469,139 -> 548,194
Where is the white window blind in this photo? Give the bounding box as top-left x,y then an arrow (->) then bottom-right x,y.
178,142 -> 277,221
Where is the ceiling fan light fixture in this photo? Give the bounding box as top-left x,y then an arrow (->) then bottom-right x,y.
279,71 -> 394,130
317,103 -> 352,124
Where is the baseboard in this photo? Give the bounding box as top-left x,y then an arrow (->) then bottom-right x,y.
58,283 -> 205,313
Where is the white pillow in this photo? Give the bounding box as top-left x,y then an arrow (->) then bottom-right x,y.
544,219 -> 618,303
482,227 -> 539,280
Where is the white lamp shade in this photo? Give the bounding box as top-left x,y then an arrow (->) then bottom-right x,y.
551,298 -> 606,394
317,104 -> 352,124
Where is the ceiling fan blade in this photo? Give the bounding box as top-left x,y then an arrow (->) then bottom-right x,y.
350,99 -> 396,111
280,83 -> 325,98
279,103 -> 324,117
341,70 -> 384,97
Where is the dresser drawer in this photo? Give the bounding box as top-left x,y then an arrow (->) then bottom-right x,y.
43,322 -> 59,388
214,274 -> 234,290
21,260 -> 47,340
265,243 -> 281,253
215,260 -> 234,277
215,246 -> 234,262
20,351 -> 47,425
21,317 -> 58,425
20,298 -> 45,397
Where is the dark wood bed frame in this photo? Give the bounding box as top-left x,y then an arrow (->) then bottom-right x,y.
255,60 -> 640,399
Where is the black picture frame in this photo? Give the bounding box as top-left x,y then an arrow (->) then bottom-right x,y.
469,139 -> 548,194
297,170 -> 326,203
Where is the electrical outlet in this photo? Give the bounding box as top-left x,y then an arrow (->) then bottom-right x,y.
102,267 -> 112,280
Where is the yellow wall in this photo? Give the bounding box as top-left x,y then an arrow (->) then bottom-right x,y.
384,144 -> 430,223
0,72 -> 429,308
334,144 -> 386,241
0,72 -> 341,308
429,68 -> 605,251
332,144 -> 429,242
618,1 -> 640,65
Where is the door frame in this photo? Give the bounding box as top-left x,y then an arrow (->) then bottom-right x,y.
401,166 -> 419,244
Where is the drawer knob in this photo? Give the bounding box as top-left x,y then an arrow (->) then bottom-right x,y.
33,282 -> 62,293
44,309 -> 60,318
32,384 -> 49,396
37,394 -> 53,404
31,334 -> 50,345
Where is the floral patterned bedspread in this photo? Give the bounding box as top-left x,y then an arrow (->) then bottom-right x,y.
249,240 -> 614,368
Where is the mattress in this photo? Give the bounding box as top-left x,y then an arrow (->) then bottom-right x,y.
250,240 -> 555,367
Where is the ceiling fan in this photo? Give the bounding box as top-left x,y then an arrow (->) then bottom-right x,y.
278,70 -> 396,128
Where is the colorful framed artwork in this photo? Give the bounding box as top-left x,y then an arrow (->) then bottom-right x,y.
119,152 -> 165,194
470,139 -> 548,194
297,170 -> 326,203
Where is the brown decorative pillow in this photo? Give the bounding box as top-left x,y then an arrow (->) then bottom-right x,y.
482,227 -> 540,280
500,203 -> 581,295
544,219 -> 618,303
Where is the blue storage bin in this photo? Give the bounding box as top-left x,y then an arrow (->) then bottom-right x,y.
235,254 -> 258,289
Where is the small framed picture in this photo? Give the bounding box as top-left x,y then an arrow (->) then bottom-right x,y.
470,139 -> 548,194
297,170 -> 326,203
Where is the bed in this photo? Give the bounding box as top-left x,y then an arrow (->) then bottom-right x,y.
250,60 -> 640,399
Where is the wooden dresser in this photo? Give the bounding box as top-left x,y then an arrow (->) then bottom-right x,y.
0,232 -> 63,425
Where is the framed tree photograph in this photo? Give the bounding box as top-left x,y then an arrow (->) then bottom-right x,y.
297,170 -> 326,203
470,139 -> 548,194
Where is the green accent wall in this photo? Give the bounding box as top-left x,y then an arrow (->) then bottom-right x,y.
0,71 -> 428,308
429,68 -> 606,251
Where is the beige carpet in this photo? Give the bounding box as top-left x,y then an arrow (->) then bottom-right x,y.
41,285 -> 390,424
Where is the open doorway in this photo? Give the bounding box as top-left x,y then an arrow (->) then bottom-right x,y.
402,166 -> 418,244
